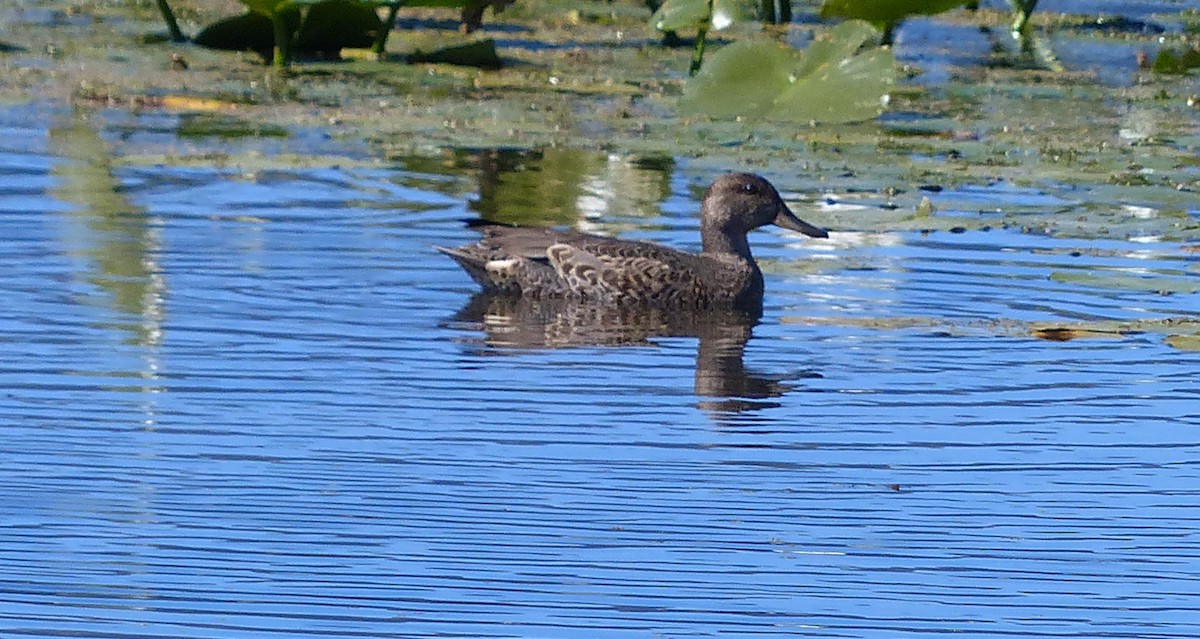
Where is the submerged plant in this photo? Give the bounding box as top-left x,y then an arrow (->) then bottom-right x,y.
679,20 -> 896,124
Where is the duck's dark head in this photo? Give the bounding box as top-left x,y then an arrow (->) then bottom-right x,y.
700,173 -> 827,254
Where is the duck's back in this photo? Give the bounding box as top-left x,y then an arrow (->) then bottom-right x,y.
438,223 -> 756,306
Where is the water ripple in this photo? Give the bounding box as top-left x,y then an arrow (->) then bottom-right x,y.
1,103 -> 1199,638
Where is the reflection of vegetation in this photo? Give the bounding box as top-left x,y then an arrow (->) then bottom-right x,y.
469,148 -> 604,226
426,148 -> 674,228
49,113 -> 164,348
1009,0 -> 1038,35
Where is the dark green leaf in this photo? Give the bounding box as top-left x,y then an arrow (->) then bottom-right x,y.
195,11 -> 297,60
296,0 -> 382,54
680,40 -> 795,118
405,0 -> 473,7
820,0 -> 966,23
242,0 -> 297,17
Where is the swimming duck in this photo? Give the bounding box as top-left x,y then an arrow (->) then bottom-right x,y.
437,172 -> 828,309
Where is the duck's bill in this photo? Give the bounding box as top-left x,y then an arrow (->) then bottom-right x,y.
775,205 -> 829,239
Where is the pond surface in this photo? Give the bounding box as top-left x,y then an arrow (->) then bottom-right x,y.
2,102 -> 1200,639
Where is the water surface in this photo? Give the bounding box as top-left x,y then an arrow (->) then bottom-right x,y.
2,104 -> 1199,639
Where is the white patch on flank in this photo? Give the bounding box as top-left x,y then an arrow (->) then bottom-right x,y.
487,259 -> 518,271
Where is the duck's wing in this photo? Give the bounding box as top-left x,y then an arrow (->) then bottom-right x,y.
557,239 -> 708,302
441,223 -> 711,301
437,224 -> 589,294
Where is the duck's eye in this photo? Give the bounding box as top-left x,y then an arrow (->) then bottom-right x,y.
741,182 -> 760,195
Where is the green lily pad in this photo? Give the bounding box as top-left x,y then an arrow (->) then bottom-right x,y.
819,0 -> 967,24
651,0 -> 748,32
680,21 -> 895,123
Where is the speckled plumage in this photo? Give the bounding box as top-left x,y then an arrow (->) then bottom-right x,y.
436,173 -> 828,309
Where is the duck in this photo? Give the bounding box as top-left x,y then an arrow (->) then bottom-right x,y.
436,172 -> 828,309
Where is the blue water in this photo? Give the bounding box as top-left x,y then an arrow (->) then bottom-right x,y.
2,102 -> 1199,639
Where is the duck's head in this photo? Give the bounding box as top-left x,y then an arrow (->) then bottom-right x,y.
701,173 -> 828,242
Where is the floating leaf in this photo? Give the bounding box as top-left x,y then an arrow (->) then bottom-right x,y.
680,21 -> 895,123
819,0 -> 967,24
1165,334 -> 1200,350
652,0 -> 747,33
1049,270 -> 1200,294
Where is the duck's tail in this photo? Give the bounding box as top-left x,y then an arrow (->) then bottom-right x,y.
435,246 -> 495,289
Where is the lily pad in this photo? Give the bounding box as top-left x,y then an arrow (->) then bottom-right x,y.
651,0 -> 748,32
1165,334 -> 1200,351
680,21 -> 895,123
819,0 -> 968,24
1048,270 -> 1200,294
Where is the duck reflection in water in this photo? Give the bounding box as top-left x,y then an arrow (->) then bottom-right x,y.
447,294 -> 822,417
438,172 -> 829,417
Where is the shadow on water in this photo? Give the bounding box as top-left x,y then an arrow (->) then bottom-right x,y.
446,293 -> 822,420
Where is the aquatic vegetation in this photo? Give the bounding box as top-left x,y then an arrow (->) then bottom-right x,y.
650,0 -> 750,75
819,0 -> 968,45
194,0 -> 379,66
818,0 -> 1042,42
1151,45 -> 1200,75
680,21 -> 896,124
191,0 -> 511,66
